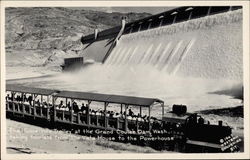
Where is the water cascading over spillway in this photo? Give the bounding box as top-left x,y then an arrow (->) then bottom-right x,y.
104,9 -> 242,79
105,33 -> 194,75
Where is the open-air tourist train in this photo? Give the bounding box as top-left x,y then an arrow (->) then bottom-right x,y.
5,84 -> 241,153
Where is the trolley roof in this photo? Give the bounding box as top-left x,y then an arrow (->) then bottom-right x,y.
6,84 -> 164,106
55,90 -> 163,107
6,84 -> 57,95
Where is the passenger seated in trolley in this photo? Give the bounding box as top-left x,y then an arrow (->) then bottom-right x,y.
113,113 -> 121,118
52,99 -> 160,128
58,100 -> 64,109
27,96 -> 32,105
128,108 -> 134,116
42,101 -> 48,108
89,109 -> 96,115
72,101 -> 79,113
132,115 -> 137,121
96,109 -> 102,116
81,103 -> 88,114
35,99 -> 40,107
6,94 -> 10,101
67,102 -> 71,111
22,95 -> 29,105
127,114 -> 132,120
15,95 -> 21,102
80,103 -> 84,111
110,111 -> 114,118
23,94 -> 27,102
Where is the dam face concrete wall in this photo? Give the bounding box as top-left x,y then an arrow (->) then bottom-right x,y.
80,7 -> 242,80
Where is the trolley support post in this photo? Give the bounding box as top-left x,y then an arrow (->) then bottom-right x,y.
125,104 -> 128,132
86,103 -> 90,125
7,101 -> 10,111
70,109 -> 73,123
62,110 -> 65,121
28,94 -> 31,114
6,92 -> 10,111
53,96 -> 56,122
86,100 -> 91,125
104,102 -> 109,128
162,102 -> 164,119
11,92 -> 15,114
46,95 -> 50,119
148,105 -> 151,131
96,114 -> 99,126
70,98 -> 74,123
77,112 -> 80,124
120,104 -> 123,114
21,93 -> 24,116
47,96 -> 49,105
116,117 -> 119,129
136,119 -> 139,132
40,105 -> 42,116
139,106 -> 142,116
47,106 -> 50,120
33,94 -> 36,118
66,98 -> 68,107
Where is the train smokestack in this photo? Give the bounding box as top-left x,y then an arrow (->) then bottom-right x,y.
219,120 -> 223,126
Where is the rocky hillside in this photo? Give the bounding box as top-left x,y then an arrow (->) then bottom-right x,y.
6,7 -> 150,47
5,7 -> 151,69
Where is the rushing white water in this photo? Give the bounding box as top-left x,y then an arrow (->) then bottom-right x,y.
8,64 -> 242,118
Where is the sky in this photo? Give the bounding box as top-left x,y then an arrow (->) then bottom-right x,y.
73,7 -> 175,15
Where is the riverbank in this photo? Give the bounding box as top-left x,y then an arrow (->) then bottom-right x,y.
198,105 -> 243,118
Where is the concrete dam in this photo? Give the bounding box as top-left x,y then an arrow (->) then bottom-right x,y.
80,6 -> 242,80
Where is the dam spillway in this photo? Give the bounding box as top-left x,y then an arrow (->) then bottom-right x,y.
80,6 -> 242,80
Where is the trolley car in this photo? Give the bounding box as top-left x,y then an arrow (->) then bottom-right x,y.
5,84 -> 241,153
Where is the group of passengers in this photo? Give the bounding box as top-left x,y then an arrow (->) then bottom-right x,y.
55,100 -> 158,122
56,101 -> 85,112
6,94 -> 159,123
6,94 -> 51,108
88,108 -> 159,123
6,94 -> 33,105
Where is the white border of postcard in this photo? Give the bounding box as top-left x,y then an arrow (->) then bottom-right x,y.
1,0 -> 249,159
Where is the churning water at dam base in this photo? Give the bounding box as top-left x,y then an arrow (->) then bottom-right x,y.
7,64 -> 243,118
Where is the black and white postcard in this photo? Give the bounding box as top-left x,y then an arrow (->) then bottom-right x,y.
1,0 -> 249,159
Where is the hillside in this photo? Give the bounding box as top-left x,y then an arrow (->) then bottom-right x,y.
6,7 -> 151,46
5,7 -> 151,71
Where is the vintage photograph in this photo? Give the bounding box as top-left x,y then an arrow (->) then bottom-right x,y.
1,1 -> 249,158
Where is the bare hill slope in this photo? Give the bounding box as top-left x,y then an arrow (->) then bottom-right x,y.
5,7 -> 151,70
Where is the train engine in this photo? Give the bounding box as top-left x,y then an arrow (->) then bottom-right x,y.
155,105 -> 242,152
